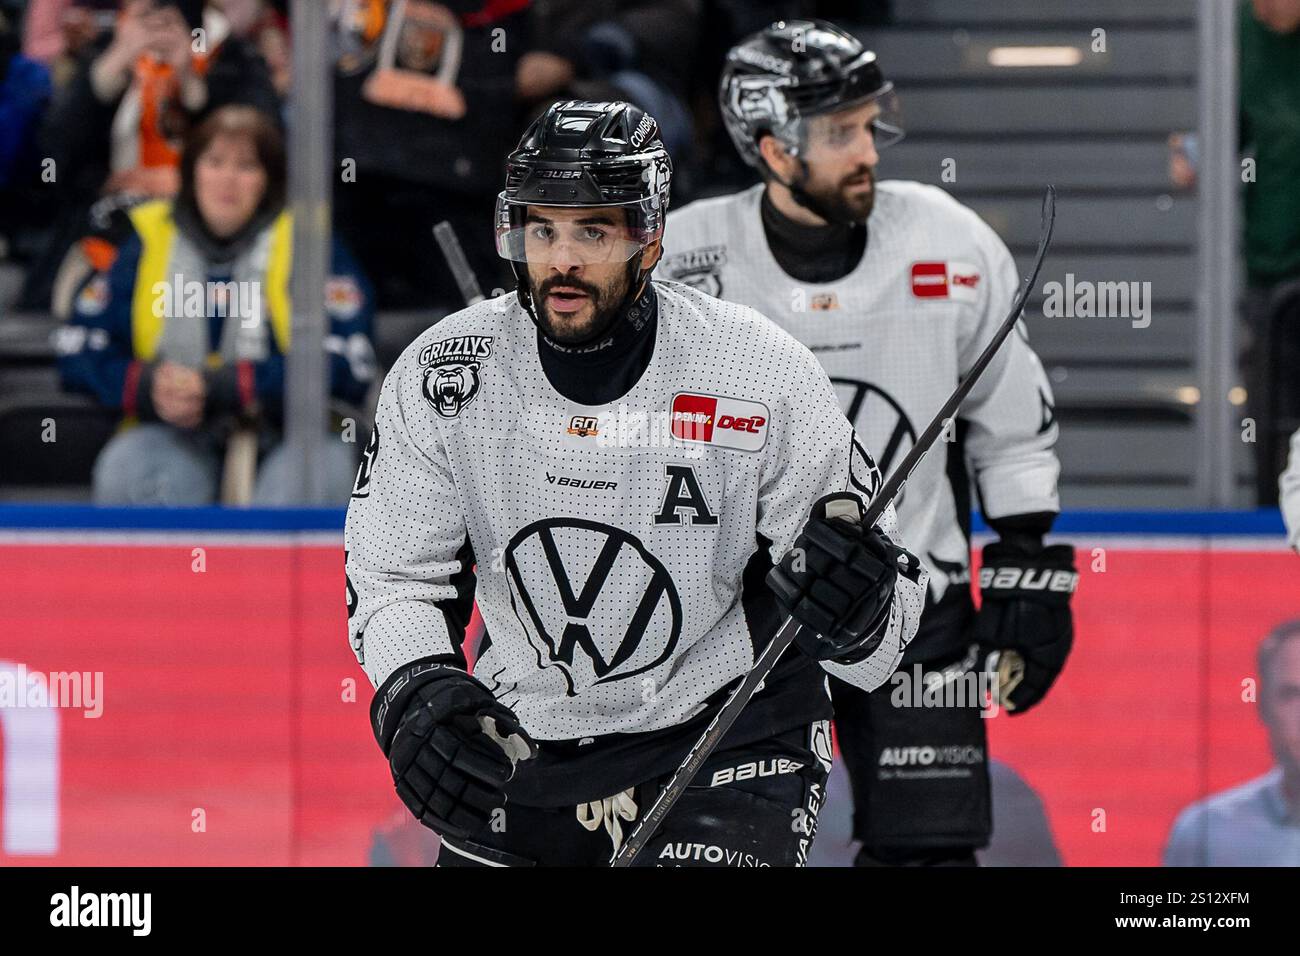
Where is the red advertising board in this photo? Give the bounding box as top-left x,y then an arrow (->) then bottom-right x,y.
0,519 -> 1295,866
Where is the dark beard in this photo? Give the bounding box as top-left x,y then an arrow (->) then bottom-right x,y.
798,165 -> 876,225
532,273 -> 628,347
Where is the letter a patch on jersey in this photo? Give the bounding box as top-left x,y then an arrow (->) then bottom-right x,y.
654,464 -> 719,526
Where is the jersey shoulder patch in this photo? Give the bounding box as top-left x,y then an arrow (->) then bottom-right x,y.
662,186 -> 761,296
659,245 -> 728,296
391,293 -> 520,422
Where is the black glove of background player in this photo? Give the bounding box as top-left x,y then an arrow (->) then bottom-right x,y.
372,659 -> 535,839
768,493 -> 917,664
976,536 -> 1077,713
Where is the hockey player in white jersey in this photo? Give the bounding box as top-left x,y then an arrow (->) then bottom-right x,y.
345,100 -> 928,867
664,21 -> 1077,866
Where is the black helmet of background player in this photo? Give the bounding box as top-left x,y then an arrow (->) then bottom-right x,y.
719,19 -> 903,222
496,100 -> 673,346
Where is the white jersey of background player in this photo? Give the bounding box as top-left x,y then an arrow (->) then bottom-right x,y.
664,20 -> 1077,867
345,100 -> 927,867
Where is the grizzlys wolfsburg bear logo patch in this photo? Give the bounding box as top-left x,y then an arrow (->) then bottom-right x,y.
418,334 -> 494,418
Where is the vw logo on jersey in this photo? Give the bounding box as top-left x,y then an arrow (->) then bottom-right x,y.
832,378 -> 917,505
504,518 -> 682,696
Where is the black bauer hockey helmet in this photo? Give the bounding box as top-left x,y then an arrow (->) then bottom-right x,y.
719,19 -> 903,171
496,101 -> 673,311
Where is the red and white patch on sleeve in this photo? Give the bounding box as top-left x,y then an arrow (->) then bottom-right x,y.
671,392 -> 769,452
910,261 -> 981,303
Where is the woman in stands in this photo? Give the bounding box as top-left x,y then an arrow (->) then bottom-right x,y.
56,103 -> 377,505
23,0 -> 281,313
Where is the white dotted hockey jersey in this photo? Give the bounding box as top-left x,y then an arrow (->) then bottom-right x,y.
664,181 -> 1061,661
344,280 -> 927,802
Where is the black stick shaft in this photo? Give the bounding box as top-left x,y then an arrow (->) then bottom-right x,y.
610,186 -> 1056,867
610,617 -> 804,866
433,220 -> 485,306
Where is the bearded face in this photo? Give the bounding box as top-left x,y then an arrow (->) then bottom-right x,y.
794,100 -> 886,225
522,205 -> 646,345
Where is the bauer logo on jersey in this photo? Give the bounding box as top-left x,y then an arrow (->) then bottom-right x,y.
419,334 -> 494,418
910,261 -> 981,303
670,392 -> 769,452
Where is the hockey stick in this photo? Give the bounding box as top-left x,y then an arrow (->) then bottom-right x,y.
433,220 -> 486,306
611,185 -> 1057,866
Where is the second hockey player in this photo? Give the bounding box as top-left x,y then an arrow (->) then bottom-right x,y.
665,20 -> 1078,866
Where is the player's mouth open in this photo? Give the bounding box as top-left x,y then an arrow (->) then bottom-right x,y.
547,288 -> 590,313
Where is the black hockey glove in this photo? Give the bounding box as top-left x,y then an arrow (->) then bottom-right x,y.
371,658 -> 536,840
767,493 -> 916,664
976,539 -> 1078,714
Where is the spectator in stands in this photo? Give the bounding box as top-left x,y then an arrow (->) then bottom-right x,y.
332,0 -> 527,310
22,0 -> 116,75
1170,0 -> 1300,505
212,0 -> 289,97
0,2 -> 53,224
56,105 -> 377,506
516,0 -> 701,159
0,3 -> 53,270
22,0 -> 75,65
1163,619 -> 1300,866
1283,427 -> 1300,552
21,0 -> 280,313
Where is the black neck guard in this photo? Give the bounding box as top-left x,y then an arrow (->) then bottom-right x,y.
536,283 -> 658,405
760,188 -> 867,284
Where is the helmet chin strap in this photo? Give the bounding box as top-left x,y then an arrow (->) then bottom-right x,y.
515,253 -> 651,351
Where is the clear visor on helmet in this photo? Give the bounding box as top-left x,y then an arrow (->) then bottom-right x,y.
802,86 -> 904,157
494,194 -> 663,266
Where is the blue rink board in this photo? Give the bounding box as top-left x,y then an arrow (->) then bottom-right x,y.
0,504 -> 1287,536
